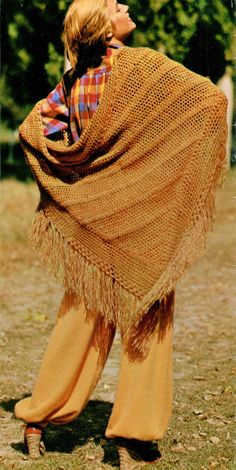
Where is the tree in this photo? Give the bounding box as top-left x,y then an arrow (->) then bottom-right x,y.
1,0 -> 234,130
1,0 -> 68,127
128,0 -> 233,82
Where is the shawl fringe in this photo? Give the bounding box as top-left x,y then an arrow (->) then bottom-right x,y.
30,135 -> 226,347
20,47 -> 228,354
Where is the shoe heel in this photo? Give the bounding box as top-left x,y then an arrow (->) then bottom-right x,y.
24,425 -> 46,459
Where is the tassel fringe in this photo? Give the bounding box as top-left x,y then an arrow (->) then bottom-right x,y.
30,210 -> 141,337
30,132 -> 227,355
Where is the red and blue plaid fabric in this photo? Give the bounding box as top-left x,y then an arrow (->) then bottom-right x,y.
41,48 -> 116,142
41,82 -> 69,136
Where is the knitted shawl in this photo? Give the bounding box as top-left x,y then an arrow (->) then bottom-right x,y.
20,47 -> 227,341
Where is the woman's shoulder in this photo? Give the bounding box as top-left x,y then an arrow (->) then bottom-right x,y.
115,46 -> 171,76
118,45 -> 170,67
119,46 -> 215,87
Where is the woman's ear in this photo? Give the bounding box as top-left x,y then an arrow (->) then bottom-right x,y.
106,31 -> 113,44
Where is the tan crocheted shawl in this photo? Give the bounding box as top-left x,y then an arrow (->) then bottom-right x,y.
20,47 -> 227,338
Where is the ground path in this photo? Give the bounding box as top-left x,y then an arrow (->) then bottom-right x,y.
0,170 -> 235,469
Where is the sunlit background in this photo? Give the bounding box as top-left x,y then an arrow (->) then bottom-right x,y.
0,3 -> 235,467
0,0 -> 235,177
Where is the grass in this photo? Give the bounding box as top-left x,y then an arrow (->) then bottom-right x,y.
0,171 -> 235,469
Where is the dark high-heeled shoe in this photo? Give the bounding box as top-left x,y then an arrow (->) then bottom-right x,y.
116,438 -> 161,470
24,423 -> 46,459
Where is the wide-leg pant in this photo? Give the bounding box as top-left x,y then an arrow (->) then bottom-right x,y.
15,291 -> 174,441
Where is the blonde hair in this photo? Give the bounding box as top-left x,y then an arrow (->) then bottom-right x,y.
62,0 -> 111,71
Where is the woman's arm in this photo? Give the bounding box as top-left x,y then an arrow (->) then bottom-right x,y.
41,81 -> 69,138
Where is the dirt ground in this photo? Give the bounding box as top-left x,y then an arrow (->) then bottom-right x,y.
0,170 -> 235,470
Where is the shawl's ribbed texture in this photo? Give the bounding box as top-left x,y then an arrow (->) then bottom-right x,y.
20,47 -> 227,341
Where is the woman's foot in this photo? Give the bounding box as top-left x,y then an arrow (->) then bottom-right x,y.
116,438 -> 161,469
24,423 -> 46,459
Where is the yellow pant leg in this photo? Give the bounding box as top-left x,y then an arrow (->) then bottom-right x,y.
105,297 -> 174,441
15,292 -> 115,424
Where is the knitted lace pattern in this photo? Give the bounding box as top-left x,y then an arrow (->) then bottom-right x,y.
19,47 -> 228,340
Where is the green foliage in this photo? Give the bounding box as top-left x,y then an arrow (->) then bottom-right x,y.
44,43 -> 65,86
128,0 -> 233,77
1,0 -> 70,128
1,0 -> 234,132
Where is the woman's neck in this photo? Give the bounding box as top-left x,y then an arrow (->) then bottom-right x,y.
108,39 -> 124,48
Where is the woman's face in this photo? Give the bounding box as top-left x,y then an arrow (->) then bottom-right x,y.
106,0 -> 136,42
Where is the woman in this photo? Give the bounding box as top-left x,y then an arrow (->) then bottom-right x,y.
15,0 -> 227,468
